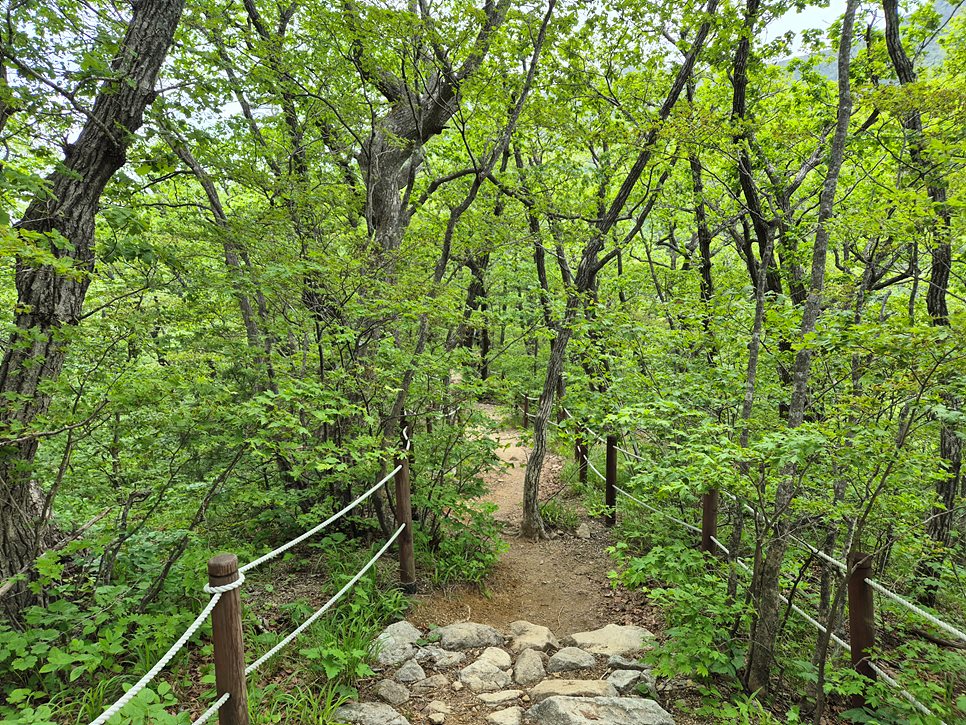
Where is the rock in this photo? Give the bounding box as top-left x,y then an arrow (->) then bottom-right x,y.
478,647 -> 513,670
605,669 -> 640,694
637,671 -> 659,700
334,703 -> 411,725
452,680 -> 464,692
575,523 -> 591,539
416,646 -> 467,669
374,621 -> 423,666
529,679 -> 618,704
437,622 -> 505,650
527,696 -> 675,725
428,714 -> 445,725
375,679 -> 411,706
427,701 -> 452,714
478,690 -> 523,705
509,621 -> 559,653
514,648 -> 546,687
395,659 -> 426,683
606,655 -> 648,671
411,674 -> 449,692
487,706 -> 524,725
460,659 -> 513,693
566,624 -> 654,656
547,647 -> 596,673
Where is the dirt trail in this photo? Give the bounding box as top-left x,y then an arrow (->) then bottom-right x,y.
409,405 -> 626,637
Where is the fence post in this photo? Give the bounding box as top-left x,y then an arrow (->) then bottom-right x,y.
701,489 -> 719,553
522,395 -> 529,430
207,554 -> 250,725
576,431 -> 588,486
605,435 -> 617,527
395,454 -> 417,594
847,552 -> 876,709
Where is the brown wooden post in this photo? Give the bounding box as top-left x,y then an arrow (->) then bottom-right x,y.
847,552 -> 876,709
701,489 -> 719,553
605,435 -> 617,527
522,395 -> 529,429
207,554 -> 250,725
395,455 -> 416,594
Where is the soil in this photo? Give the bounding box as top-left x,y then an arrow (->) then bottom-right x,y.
408,405 -> 616,638
381,405 -> 703,724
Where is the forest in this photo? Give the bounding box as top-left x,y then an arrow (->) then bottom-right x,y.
0,0 -> 964,722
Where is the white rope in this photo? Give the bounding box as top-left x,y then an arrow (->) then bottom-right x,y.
721,490 -> 849,573
203,571 -> 245,595
88,595 -> 222,725
710,536 -> 730,555
245,524 -> 406,675
865,577 -> 966,644
616,444 -> 645,462
239,467 -> 400,574
614,485 -> 703,535
729,556 -> 942,721
587,459 -> 606,482
190,692 -> 230,725
402,426 -> 412,452
868,662 -> 944,722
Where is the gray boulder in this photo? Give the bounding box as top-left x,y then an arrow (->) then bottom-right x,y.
334,703 -> 411,725
395,659 -> 426,683
459,658 -> 512,692
606,654 -> 648,671
529,679 -> 617,704
528,696 -> 675,725
478,646 -> 512,670
514,648 -> 546,686
547,647 -> 596,673
566,624 -> 654,656
605,669 -> 640,694
373,621 -> 423,666
416,646 -> 467,669
436,622 -> 505,650
374,679 -> 410,706
487,706 -> 524,725
508,621 -> 559,653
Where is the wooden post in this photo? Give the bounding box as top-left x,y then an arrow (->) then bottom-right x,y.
522,395 -> 529,429
576,431 -> 588,486
701,489 -> 719,553
395,455 -> 416,594
847,552 -> 876,709
605,435 -> 617,527
207,554 -> 249,725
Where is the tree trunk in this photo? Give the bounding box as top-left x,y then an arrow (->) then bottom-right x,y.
881,0 -> 961,596
744,0 -> 858,694
0,0 -> 184,620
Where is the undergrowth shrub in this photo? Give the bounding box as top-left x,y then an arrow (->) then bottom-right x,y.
609,541 -> 751,680
540,498 -> 580,531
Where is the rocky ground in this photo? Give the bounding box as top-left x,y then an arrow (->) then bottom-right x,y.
337,409 -> 690,724
340,618 -> 675,725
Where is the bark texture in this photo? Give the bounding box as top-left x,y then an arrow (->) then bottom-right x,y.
0,0 -> 185,619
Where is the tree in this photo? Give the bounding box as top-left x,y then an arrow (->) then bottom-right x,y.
0,0 -> 185,619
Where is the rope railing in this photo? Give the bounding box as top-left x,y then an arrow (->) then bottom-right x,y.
239,466 -> 400,574
87,431 -> 417,725
865,577 -> 966,644
245,524 -> 405,676
89,592 -> 226,725
191,693 -> 230,725
533,400 -> 959,722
